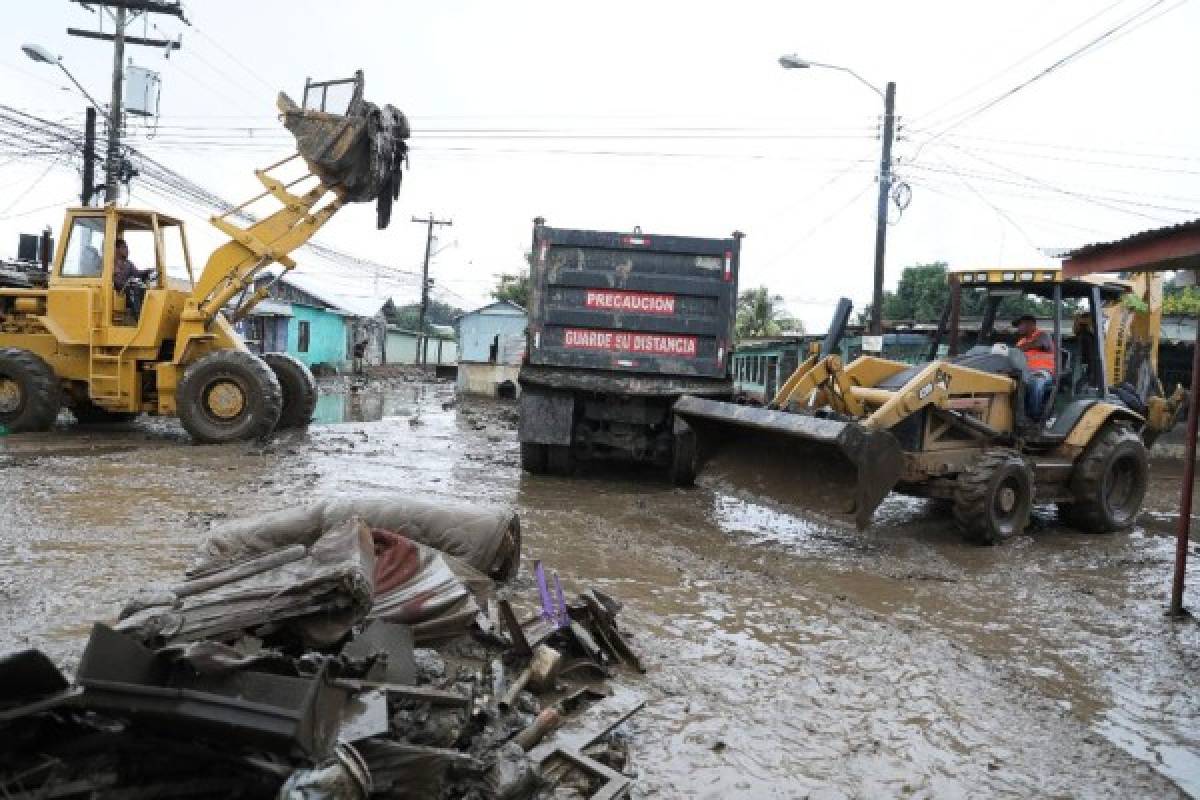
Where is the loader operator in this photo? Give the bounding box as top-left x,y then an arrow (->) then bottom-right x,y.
1013,314 -> 1056,418
113,238 -> 154,323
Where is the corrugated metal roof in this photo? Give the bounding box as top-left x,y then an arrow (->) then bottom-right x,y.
1066,218 -> 1200,259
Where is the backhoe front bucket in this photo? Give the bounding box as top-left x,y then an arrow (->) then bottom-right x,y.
278,71 -> 409,228
673,395 -> 904,528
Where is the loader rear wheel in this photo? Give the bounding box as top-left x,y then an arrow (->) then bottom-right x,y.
520,442 -> 548,473
70,397 -> 139,425
262,353 -> 317,430
0,347 -> 61,433
953,449 -> 1033,545
178,350 -> 282,444
1060,423 -> 1148,533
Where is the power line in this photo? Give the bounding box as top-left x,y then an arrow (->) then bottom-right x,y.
910,0 -> 1179,161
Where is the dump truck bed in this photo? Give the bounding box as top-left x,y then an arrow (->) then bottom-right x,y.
525,222 -> 740,383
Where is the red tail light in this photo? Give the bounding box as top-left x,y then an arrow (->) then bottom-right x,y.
723,251 -> 732,282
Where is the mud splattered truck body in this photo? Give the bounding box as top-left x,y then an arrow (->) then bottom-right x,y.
518,217 -> 742,483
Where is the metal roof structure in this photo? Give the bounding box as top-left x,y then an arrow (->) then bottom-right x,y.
1062,218 -> 1200,276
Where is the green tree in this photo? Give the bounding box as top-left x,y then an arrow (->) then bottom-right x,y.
490,251 -> 534,309
1163,286 -> 1200,315
388,299 -> 464,332
736,287 -> 786,339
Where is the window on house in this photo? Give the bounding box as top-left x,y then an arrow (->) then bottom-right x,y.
298,320 -> 310,353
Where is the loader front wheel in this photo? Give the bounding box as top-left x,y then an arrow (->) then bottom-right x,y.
262,353 -> 317,430
178,351 -> 282,444
953,449 -> 1033,545
0,347 -> 61,433
1061,423 -> 1148,533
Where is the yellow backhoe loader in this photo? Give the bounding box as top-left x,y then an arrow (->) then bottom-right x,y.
0,72 -> 408,443
675,268 -> 1186,544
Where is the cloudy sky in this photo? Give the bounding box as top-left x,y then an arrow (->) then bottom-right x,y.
2,0 -> 1197,328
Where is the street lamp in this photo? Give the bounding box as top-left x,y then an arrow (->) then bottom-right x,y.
22,43 -> 107,115
780,53 -> 896,338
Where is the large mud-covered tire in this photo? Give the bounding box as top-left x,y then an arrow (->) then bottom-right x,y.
262,353 -> 317,430
1060,423 -> 1148,533
520,442 -> 548,474
953,449 -> 1034,545
177,350 -> 282,444
0,347 -> 61,432
71,397 -> 138,425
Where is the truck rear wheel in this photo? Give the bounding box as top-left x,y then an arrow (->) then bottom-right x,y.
262,353 -> 317,430
1060,423 -> 1148,533
177,350 -> 282,444
520,442 -> 548,473
953,449 -> 1034,545
0,347 -> 61,433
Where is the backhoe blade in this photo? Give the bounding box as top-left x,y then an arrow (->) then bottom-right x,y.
673,395 -> 904,528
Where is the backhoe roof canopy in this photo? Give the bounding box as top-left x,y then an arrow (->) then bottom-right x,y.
949,266 -> 1132,300
65,206 -> 185,228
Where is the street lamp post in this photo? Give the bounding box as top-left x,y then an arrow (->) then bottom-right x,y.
22,43 -> 113,205
780,55 -> 896,338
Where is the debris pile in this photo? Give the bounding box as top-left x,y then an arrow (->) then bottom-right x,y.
0,496 -> 645,799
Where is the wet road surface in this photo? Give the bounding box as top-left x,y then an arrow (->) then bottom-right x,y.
1,380 -> 1197,798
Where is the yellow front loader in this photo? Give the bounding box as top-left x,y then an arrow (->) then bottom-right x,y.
676,268 -> 1186,543
0,72 -> 408,443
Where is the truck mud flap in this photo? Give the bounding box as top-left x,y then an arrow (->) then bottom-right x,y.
673,395 -> 904,528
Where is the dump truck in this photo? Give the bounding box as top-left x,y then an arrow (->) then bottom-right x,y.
675,267 -> 1186,543
518,218 -> 742,483
0,72 -> 408,442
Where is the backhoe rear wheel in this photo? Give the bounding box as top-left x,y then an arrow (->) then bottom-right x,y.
262,353 -> 317,430
1059,423 -> 1148,533
953,449 -> 1034,545
0,348 -> 61,433
177,350 -> 282,444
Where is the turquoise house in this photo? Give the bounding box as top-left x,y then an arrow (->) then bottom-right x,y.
243,275 -> 354,369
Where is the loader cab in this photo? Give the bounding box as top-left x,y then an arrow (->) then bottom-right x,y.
53,207 -> 194,327
937,268 -> 1133,425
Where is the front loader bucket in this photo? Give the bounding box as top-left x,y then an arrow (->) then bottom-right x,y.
673,395 -> 904,528
278,71 -> 409,228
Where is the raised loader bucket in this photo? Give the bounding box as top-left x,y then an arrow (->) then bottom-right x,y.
673,395 -> 904,529
278,71 -> 409,228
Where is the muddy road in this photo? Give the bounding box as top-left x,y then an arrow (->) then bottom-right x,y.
1,379 -> 1197,798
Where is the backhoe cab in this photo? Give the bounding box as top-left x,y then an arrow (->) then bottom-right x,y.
0,71 -> 408,443
676,268 -> 1186,544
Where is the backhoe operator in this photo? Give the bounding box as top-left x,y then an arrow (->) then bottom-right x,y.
1013,314 -> 1056,418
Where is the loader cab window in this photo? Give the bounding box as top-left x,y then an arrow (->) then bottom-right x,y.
60,217 -> 106,278
159,223 -> 192,284
118,226 -> 161,289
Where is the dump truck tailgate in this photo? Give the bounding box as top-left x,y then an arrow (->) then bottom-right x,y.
526,224 -> 739,379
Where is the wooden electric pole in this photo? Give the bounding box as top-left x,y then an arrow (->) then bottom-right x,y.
412,213 -> 452,365
869,81 -> 897,337
66,0 -> 184,203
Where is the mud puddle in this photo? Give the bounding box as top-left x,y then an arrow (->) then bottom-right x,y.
1,379 -> 1197,797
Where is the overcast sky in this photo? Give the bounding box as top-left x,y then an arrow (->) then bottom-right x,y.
3,0 -> 1197,328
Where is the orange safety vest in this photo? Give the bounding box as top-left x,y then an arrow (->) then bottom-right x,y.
1017,329 -> 1056,372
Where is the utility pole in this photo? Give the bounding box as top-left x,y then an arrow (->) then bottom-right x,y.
870,81 -> 897,337
81,106 -> 96,206
412,213 -> 452,365
66,0 -> 185,203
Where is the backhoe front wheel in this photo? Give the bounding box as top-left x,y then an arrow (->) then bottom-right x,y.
1059,423 -> 1148,533
953,449 -> 1034,545
262,353 -> 317,430
177,351 -> 282,444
